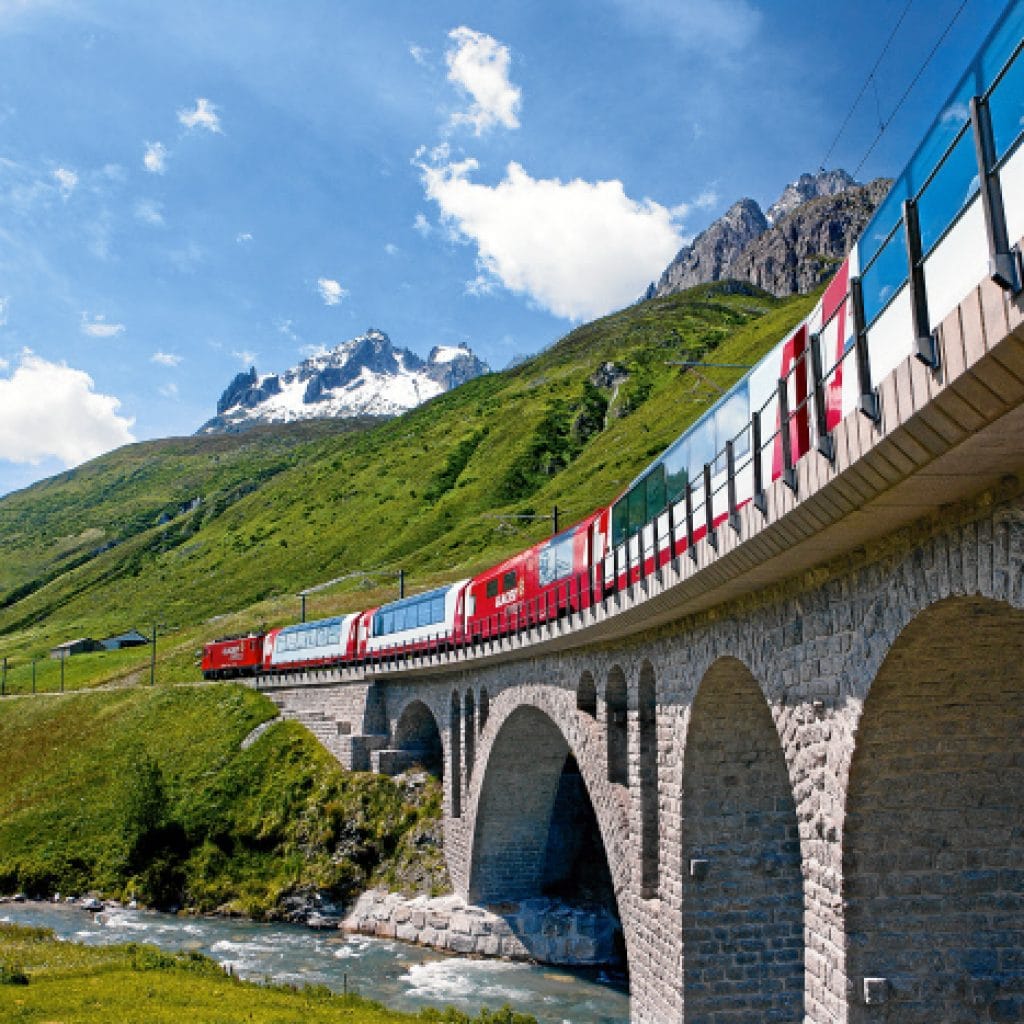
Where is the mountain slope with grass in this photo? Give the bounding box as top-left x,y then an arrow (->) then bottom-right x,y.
0,282 -> 818,690
0,685 -> 446,914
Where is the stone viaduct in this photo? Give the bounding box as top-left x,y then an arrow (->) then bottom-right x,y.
256,259 -> 1024,1022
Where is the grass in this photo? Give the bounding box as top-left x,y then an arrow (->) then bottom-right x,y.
0,686 -> 447,916
0,923 -> 538,1024
0,283 -> 818,692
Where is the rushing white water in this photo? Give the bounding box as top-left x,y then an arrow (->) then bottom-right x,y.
0,901 -> 629,1024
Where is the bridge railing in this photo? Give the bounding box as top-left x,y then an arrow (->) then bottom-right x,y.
593,11 -> 1024,600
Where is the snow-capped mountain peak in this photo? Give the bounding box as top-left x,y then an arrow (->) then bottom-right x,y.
199,329 -> 489,434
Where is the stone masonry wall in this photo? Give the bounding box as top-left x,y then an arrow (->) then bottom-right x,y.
269,488 -> 1024,1022
421,488 -> 1024,1023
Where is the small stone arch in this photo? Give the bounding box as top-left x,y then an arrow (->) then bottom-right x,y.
392,699 -> 443,778
464,690 -> 476,783
638,661 -> 659,898
478,688 -> 489,734
450,690 -> 462,818
843,596 -> 1024,1022
681,656 -> 803,1022
605,665 -> 627,786
577,670 -> 597,717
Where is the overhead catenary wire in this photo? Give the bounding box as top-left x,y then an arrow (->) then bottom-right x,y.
817,0 -> 917,172
852,0 -> 972,179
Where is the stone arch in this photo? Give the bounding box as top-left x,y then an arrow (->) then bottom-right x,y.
468,705 -> 569,902
638,661 -> 659,898
843,596 -> 1024,1022
392,698 -> 443,778
606,665 -> 628,786
463,689 -> 476,783
681,656 -> 804,1022
465,687 -> 634,980
450,690 -> 462,818
577,670 -> 597,717
478,687 -> 489,734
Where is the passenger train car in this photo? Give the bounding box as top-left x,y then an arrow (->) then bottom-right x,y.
202,5 -> 1024,680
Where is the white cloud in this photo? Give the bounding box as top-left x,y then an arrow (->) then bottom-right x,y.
158,381 -> 179,399
446,27 -> 521,135
384,242 -> 399,256
413,212 -> 432,237
277,319 -> 300,342
607,0 -> 762,53
0,296 -> 7,327
694,188 -> 718,210
178,97 -> 222,133
409,43 -> 430,66
80,313 -> 125,338
169,242 -> 204,272
143,141 -> 167,174
236,231 -> 253,244
53,166 -> 78,198
0,350 -> 135,467
151,350 -> 181,367
465,273 -> 496,297
103,163 -> 127,182
233,349 -> 257,367
0,356 -> 7,371
419,157 -> 685,321
317,277 -> 347,306
134,199 -> 165,226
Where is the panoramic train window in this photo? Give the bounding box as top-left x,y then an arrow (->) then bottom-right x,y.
486,578 -> 499,598
374,590 -> 448,635
539,533 -> 574,587
612,500 -> 628,548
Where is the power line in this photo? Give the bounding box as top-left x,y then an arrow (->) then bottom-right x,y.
818,0 -> 916,172
852,0 -> 972,179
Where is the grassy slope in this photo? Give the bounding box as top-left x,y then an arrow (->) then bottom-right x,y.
0,686 -> 445,915
0,924 -> 537,1024
0,284 -> 817,690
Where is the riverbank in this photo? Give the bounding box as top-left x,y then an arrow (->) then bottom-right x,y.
0,901 -> 630,1023
0,920 -> 540,1024
0,686 -> 448,917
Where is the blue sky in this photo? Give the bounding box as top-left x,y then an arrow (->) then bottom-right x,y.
0,0 -> 1005,495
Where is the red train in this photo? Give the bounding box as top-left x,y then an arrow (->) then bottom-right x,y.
203,258 -> 858,681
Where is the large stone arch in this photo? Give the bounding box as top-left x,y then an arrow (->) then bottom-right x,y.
681,655 -> 804,1023
463,685 -> 633,937
843,596 -> 1024,1022
391,698 -> 444,778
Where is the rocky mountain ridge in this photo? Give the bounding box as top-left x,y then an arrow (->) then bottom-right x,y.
199,329 -> 489,435
649,169 -> 891,300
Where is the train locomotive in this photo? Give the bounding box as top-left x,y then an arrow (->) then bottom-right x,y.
201,254 -> 862,681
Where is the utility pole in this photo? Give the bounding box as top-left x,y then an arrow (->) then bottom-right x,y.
300,593 -> 307,623
398,569 -> 405,599
552,506 -> 560,536
150,624 -> 158,686
60,651 -> 65,693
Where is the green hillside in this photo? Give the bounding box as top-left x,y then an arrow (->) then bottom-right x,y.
0,283 -> 816,689
0,686 -> 445,914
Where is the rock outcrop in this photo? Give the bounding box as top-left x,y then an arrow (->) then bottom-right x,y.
649,169 -> 892,300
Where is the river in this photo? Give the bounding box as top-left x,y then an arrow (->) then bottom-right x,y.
0,901 -> 630,1024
